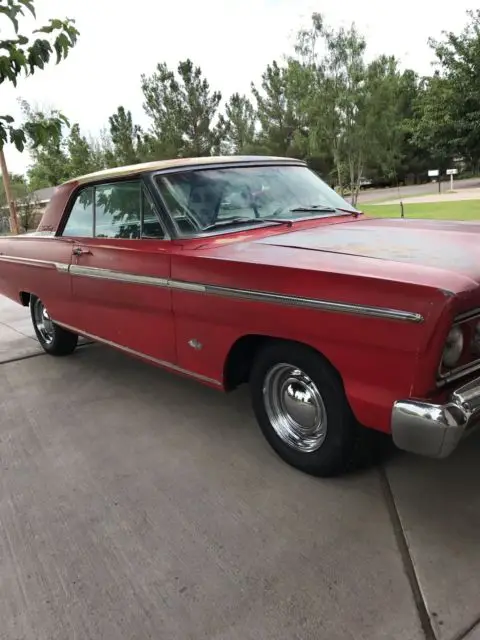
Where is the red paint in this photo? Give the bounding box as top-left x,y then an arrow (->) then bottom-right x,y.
1,173 -> 479,436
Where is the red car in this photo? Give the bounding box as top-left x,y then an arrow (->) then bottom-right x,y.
1,156 -> 479,477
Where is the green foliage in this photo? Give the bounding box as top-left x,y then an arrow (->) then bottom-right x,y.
413,10 -> 480,169
0,171 -> 26,206
221,93 -> 256,154
141,58 -> 224,158
284,14 -> 412,203
67,123 -> 103,177
107,106 -> 144,166
22,102 -> 103,188
251,61 -> 303,157
20,7 -> 480,191
17,191 -> 39,231
21,101 -> 70,188
0,0 -> 79,151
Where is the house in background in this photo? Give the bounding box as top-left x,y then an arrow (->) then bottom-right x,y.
0,186 -> 55,234
30,186 -> 56,207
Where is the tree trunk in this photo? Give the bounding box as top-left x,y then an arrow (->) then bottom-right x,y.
0,148 -> 20,235
333,144 -> 343,196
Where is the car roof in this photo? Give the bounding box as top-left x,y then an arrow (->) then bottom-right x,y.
63,155 -> 306,186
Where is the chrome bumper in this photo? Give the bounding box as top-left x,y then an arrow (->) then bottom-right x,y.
392,376 -> 480,458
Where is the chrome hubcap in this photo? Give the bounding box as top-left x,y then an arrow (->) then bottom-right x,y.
263,363 -> 327,453
33,298 -> 55,344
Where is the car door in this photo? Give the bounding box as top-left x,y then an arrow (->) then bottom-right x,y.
61,178 -> 176,364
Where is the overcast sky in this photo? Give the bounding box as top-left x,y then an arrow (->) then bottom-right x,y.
2,0 -> 475,176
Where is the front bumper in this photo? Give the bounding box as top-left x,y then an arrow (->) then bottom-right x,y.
392,376 -> 480,458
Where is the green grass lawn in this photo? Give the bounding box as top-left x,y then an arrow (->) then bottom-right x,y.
360,199 -> 480,220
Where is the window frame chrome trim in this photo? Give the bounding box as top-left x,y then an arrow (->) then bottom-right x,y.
147,160 -> 351,240
57,175 -> 171,241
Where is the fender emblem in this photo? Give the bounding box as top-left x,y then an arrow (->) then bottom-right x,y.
188,339 -> 202,351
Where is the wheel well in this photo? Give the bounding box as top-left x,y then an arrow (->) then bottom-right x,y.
223,335 -> 271,391
223,335 -> 344,392
19,291 -> 31,307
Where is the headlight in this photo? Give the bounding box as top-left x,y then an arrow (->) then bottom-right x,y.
442,326 -> 464,368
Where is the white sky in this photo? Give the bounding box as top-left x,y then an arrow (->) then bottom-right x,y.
2,0 -> 475,175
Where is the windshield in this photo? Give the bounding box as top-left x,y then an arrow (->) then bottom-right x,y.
154,164 -> 358,236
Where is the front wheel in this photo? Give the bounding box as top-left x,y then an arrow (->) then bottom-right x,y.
250,341 -> 372,477
30,296 -> 78,356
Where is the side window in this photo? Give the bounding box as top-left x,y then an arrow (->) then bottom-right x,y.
63,181 -> 165,240
142,189 -> 165,238
95,181 -> 141,239
62,187 -> 94,237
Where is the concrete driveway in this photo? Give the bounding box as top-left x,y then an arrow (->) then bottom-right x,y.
1,295 -> 480,640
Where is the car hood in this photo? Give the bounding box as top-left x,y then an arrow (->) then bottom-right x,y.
257,217 -> 480,285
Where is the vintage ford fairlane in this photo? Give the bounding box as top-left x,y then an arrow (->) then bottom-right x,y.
1,156 -> 479,476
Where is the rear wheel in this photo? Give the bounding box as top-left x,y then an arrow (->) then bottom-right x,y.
30,296 -> 78,356
250,341 -> 372,477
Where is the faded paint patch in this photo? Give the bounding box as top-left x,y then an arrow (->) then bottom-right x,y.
259,219 -> 480,277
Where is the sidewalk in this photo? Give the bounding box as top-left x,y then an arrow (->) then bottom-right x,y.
1,294 -> 479,640
370,187 -> 480,206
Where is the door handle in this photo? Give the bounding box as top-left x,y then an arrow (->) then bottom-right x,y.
72,247 -> 91,256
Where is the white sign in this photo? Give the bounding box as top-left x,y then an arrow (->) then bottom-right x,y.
446,168 -> 458,175
428,169 -> 440,177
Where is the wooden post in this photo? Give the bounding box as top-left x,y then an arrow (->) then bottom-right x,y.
0,147 -> 20,235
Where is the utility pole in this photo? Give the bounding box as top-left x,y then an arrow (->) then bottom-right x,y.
0,147 -> 20,235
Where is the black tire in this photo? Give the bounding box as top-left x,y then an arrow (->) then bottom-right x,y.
250,341 -> 375,477
30,295 -> 78,356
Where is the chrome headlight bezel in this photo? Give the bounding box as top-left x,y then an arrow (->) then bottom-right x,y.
442,325 -> 464,369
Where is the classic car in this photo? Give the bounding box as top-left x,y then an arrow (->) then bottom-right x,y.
1,155 -> 479,477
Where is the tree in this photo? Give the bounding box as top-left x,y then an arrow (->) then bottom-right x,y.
359,56 -> 405,189
22,101 -> 70,189
288,13 -> 409,203
107,106 -> 144,166
291,14 -> 367,200
141,59 -> 224,158
0,0 -> 79,151
388,70 -> 434,184
251,61 -> 304,157
1,0 -> 79,233
90,127 -> 114,169
414,10 -> 480,171
67,123 -> 101,177
17,191 -> 40,232
0,171 -> 27,207
221,93 -> 257,154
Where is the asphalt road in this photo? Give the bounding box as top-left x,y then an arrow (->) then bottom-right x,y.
356,177 -> 480,204
2,295 -> 480,640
